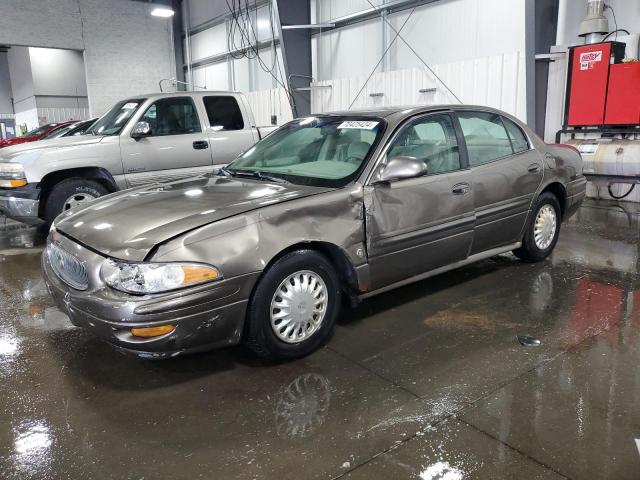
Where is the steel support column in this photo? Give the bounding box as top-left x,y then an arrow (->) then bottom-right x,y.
273,0 -> 312,118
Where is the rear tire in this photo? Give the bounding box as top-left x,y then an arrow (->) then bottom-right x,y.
513,192 -> 561,262
44,178 -> 108,224
245,250 -> 341,361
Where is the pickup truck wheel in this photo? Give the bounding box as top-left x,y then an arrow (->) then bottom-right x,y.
245,250 -> 341,361
44,179 -> 108,224
513,192 -> 561,262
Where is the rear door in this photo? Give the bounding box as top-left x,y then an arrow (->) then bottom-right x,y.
120,96 -> 213,187
202,95 -> 259,166
455,111 -> 543,254
366,112 -> 475,289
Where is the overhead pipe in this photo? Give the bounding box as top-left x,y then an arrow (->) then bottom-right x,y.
578,0 -> 609,44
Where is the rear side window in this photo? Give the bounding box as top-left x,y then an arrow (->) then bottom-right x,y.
203,96 -> 245,131
502,117 -> 529,153
457,112 -> 512,166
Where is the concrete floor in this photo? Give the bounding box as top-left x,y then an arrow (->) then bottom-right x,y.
0,199 -> 639,480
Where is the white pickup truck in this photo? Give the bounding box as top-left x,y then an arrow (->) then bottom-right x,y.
0,91 -> 277,224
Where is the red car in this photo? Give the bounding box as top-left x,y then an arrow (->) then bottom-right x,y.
0,120 -> 77,148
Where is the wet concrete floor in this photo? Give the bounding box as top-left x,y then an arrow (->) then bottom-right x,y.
0,199 -> 639,479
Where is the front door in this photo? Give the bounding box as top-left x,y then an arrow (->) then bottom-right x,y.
120,96 -> 213,187
455,111 -> 543,254
366,112 -> 475,289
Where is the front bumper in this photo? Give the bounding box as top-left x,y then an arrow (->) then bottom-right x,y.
0,184 -> 41,225
42,233 -> 260,358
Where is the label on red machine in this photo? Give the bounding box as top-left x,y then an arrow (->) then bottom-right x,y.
579,51 -> 603,70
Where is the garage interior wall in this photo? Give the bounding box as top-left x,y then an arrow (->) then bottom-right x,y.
0,0 -> 175,118
0,50 -> 13,116
184,0 -> 293,125
7,46 -> 90,131
310,0 -> 527,120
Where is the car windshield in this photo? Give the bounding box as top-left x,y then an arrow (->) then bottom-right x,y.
226,116 -> 385,188
87,99 -> 145,136
23,124 -> 54,138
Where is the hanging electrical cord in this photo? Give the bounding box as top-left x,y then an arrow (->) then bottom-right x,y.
224,0 -> 294,111
602,29 -> 630,41
604,4 -> 620,41
608,183 -> 636,200
363,0 -> 462,104
348,8 -> 416,109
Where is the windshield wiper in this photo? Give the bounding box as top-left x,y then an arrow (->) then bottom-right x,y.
224,169 -> 288,184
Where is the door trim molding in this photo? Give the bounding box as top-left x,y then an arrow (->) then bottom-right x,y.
359,241 -> 521,300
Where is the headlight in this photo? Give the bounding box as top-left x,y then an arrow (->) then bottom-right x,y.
101,260 -> 222,294
0,162 -> 27,188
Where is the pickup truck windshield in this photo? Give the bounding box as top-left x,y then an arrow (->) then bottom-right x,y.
88,99 -> 145,136
226,116 -> 385,188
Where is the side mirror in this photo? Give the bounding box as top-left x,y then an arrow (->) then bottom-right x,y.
373,156 -> 428,184
131,121 -> 151,139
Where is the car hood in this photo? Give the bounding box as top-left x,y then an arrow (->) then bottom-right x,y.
55,175 -> 333,261
0,135 -> 104,159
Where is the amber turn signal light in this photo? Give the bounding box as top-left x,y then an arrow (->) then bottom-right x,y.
130,325 -> 176,338
0,179 -> 27,188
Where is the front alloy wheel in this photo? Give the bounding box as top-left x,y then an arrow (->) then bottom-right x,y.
245,250 -> 341,360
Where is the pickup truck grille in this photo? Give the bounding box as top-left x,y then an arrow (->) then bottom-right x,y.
47,241 -> 89,291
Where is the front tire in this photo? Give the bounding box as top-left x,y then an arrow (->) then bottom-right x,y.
44,178 -> 108,224
245,250 -> 341,361
514,192 -> 561,262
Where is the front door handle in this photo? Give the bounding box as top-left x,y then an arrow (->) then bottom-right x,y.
528,163 -> 541,173
451,183 -> 470,195
193,140 -> 209,150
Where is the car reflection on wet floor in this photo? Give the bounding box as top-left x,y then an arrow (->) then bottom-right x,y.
0,200 -> 639,479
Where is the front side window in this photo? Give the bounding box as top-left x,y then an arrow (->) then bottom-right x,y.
457,111 -> 513,166
387,114 -> 461,174
226,116 -> 385,188
139,97 -> 202,136
88,99 -> 145,136
502,117 -> 529,153
203,96 -> 244,131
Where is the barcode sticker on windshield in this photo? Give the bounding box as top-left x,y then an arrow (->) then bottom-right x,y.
122,102 -> 139,110
338,121 -> 379,130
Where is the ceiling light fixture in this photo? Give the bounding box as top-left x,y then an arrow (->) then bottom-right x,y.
151,7 -> 175,18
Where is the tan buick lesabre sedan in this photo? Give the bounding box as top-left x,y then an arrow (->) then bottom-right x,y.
42,106 -> 586,360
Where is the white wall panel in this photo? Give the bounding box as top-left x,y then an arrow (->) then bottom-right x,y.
37,107 -> 90,124
314,18 -> 381,81
315,0 -> 386,22
245,88 -> 293,126
311,52 -> 526,121
388,0 -> 526,69
190,24 -> 228,62
192,62 -> 229,91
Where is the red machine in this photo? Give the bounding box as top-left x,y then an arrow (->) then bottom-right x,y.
604,62 -> 640,125
565,41 -> 626,127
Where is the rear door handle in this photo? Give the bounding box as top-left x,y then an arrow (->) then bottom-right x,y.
193,140 -> 209,150
528,164 -> 541,173
451,183 -> 470,195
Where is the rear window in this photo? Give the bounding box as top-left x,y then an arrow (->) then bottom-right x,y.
203,96 -> 244,131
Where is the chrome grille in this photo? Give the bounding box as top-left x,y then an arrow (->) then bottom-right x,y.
47,241 -> 89,291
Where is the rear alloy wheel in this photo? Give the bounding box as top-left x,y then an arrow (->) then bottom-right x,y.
44,178 -> 108,224
514,192 -> 561,262
245,250 -> 341,360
